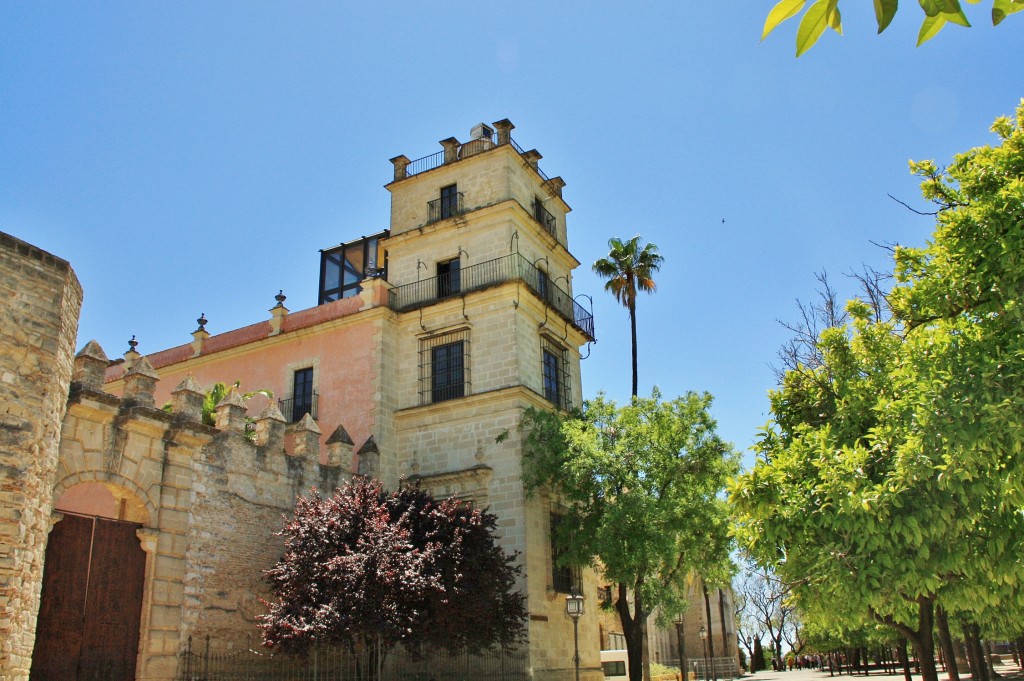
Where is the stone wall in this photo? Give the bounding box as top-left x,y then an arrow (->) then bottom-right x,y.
49,344 -> 351,679
0,232 -> 82,681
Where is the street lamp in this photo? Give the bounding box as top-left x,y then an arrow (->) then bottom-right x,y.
699,625 -> 709,681
566,587 -> 585,681
674,613 -> 686,679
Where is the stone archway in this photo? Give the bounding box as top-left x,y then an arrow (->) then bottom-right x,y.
30,483 -> 149,681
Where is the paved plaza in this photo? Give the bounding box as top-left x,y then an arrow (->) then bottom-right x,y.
743,664 -> 1024,681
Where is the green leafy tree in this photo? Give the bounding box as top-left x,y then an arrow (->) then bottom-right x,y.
763,0 -> 1024,55
522,390 -> 738,681
593,236 -> 663,397
731,100 -> 1024,681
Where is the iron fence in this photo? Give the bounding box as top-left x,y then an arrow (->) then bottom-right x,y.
176,636 -> 529,681
387,253 -> 595,341
686,656 -> 741,681
403,136 -> 549,182
278,393 -> 318,423
427,192 -> 464,223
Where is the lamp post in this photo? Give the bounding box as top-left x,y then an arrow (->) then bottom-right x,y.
699,625 -> 709,681
674,613 -> 686,679
566,587 -> 585,681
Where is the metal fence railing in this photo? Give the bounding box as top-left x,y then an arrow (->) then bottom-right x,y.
278,393 -> 318,423
177,636 -> 529,681
686,656 -> 741,681
403,135 -> 549,182
387,252 -> 595,341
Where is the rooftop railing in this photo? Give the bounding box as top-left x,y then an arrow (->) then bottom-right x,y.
403,134 -> 550,182
388,253 -> 595,341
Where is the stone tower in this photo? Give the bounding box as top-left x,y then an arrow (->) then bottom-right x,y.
382,120 -> 598,681
0,232 -> 83,681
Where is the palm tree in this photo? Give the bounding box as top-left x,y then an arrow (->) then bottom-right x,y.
592,236 -> 663,397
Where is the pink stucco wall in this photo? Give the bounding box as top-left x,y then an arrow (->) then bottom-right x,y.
104,295 -> 382,470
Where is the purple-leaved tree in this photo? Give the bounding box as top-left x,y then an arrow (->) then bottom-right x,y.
260,477 -> 526,668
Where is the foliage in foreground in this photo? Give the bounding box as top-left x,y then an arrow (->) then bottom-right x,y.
731,100 -> 1024,681
522,390 -> 738,681
260,477 -> 527,656
762,0 -> 1024,56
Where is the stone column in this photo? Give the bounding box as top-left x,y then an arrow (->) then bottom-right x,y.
493,118 -> 515,146
390,155 -> 411,181
254,403 -> 287,452
171,374 -> 206,423
214,389 -> 248,433
288,414 -> 321,459
0,232 -> 83,681
123,357 -> 160,408
439,137 -> 460,164
325,424 -> 354,468
72,340 -> 109,391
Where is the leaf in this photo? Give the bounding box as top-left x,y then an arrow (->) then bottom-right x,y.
763,0 -> 807,41
993,0 -> 1024,24
917,13 -> 948,44
828,3 -> 844,33
943,8 -> 972,24
796,0 -> 832,56
918,0 -> 942,16
874,0 -> 899,32
942,0 -> 972,25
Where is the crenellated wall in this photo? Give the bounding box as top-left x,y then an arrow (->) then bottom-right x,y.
48,343 -> 355,680
0,232 -> 82,681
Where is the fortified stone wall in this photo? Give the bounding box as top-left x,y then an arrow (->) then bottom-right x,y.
182,406 -> 352,650
50,341 -> 354,679
0,232 -> 82,681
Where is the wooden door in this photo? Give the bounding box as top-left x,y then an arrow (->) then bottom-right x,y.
31,514 -> 147,681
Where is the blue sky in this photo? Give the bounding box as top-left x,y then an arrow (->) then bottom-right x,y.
4,2 -> 1022,461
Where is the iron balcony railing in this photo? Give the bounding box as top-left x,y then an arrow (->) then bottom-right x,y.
427,192 -> 464,223
532,199 -> 556,238
278,392 -> 318,423
404,135 -> 550,182
388,253 -> 595,341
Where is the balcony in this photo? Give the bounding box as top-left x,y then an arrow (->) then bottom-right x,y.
278,392 -> 318,423
388,253 -> 595,342
427,192 -> 464,223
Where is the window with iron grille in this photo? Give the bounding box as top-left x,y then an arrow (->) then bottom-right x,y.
419,329 -> 470,405
541,336 -> 571,411
550,512 -> 581,593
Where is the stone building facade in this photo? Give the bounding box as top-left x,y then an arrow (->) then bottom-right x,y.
0,120 -> 610,681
